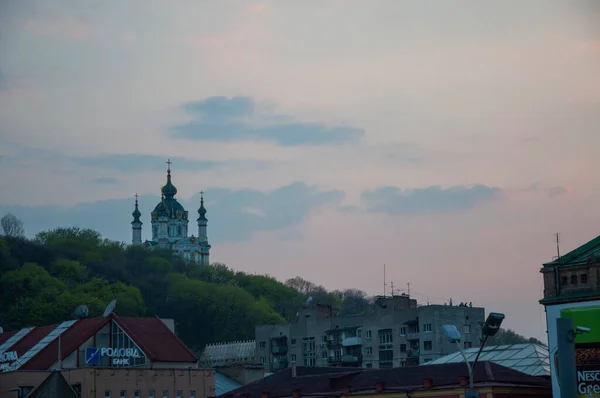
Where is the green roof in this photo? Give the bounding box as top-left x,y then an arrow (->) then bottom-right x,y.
543,235 -> 600,267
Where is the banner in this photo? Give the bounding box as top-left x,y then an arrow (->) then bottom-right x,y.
561,306 -> 600,397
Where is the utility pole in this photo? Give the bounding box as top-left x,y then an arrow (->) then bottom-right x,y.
556,317 -> 577,397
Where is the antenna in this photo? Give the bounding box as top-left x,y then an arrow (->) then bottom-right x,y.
72,305 -> 89,320
103,299 -> 117,317
383,264 -> 387,297
407,282 -> 410,296
390,282 -> 394,296
556,233 -> 561,259
0,327 -> 3,333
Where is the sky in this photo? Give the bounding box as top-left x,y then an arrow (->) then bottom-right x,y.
1,0 -> 599,342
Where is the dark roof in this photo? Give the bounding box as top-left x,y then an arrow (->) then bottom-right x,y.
0,314 -> 197,371
220,362 -> 550,398
28,371 -> 80,398
116,315 -> 197,362
0,330 -> 16,345
543,235 -> 600,267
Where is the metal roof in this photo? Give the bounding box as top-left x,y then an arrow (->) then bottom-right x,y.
423,343 -> 550,377
543,235 -> 600,267
215,372 -> 243,396
200,341 -> 256,366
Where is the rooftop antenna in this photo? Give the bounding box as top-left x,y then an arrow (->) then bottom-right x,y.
103,299 -> 117,317
72,304 -> 89,320
390,281 -> 394,296
556,233 -> 561,259
383,264 -> 387,297
407,282 -> 410,297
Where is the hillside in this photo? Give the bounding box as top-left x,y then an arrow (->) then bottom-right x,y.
0,225 -> 543,352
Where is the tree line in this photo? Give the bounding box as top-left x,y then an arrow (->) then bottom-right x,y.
0,213 -> 543,353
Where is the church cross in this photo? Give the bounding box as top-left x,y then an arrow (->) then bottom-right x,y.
166,159 -> 172,171
135,193 -> 139,201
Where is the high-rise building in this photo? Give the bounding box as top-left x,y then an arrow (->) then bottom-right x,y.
255,295 -> 485,372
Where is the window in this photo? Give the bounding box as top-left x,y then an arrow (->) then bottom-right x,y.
259,341 -> 266,349
561,276 -> 568,285
366,363 -> 372,368
260,356 -> 266,364
120,391 -> 126,398
177,391 -> 183,398
400,344 -> 406,353
162,391 -> 169,398
291,354 -> 297,363
399,327 -> 406,336
365,330 -> 372,340
149,391 -> 155,398
379,350 -> 394,368
357,328 -> 362,337
365,347 -> 373,355
291,338 -> 297,345
571,275 -> 578,285
423,324 -> 432,333
322,335 -> 327,343
105,392 -> 111,398
423,358 -> 432,363
581,274 -> 588,284
464,342 -> 472,349
463,324 -> 471,334
423,341 -> 432,351
378,329 -> 393,345
322,351 -> 327,359
134,391 -> 140,398
190,392 -> 196,398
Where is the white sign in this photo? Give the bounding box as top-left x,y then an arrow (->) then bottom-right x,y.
0,351 -> 18,363
101,348 -> 141,366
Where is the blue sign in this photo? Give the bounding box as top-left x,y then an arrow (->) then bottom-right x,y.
85,347 -> 100,365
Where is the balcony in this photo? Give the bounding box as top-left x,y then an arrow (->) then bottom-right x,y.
407,350 -> 419,358
271,345 -> 288,355
342,337 -> 363,346
327,340 -> 341,348
328,356 -> 342,365
405,332 -> 420,341
341,354 -> 362,364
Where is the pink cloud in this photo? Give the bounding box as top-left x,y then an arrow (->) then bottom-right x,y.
245,3 -> 269,14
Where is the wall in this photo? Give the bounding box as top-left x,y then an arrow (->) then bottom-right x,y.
0,368 -> 215,398
545,300 -> 600,398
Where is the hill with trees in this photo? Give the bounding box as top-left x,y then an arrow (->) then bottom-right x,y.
0,214 -> 544,352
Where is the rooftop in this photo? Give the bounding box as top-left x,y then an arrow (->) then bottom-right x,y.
424,343 -> 550,377
0,313 -> 197,372
200,341 -> 256,366
220,362 -> 550,398
543,235 -> 600,268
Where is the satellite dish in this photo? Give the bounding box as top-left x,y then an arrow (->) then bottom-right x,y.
72,305 -> 89,320
103,299 -> 117,317
306,297 -> 313,304
0,327 -> 3,333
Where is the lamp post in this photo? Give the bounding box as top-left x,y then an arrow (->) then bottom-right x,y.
442,312 -> 505,398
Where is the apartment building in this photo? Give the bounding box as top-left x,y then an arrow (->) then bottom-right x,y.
255,294 -> 485,372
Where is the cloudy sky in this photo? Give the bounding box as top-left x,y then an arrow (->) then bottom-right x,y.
1,0 -> 599,341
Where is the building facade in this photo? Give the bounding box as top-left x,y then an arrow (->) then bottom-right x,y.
255,295 -> 485,372
539,234 -> 600,398
0,313 -> 215,398
133,160 -> 211,265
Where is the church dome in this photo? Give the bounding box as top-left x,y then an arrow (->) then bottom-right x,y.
161,170 -> 178,198
153,197 -> 186,218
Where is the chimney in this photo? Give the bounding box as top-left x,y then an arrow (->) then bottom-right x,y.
292,364 -> 297,378
458,376 -> 469,386
375,382 -> 384,392
423,378 -> 433,388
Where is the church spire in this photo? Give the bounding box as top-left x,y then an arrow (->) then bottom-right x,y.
161,158 -> 178,199
131,193 -> 143,245
197,191 -> 208,245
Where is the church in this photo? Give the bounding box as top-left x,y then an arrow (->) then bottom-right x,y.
131,160 -> 211,265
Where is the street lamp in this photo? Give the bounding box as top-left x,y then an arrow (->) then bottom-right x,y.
442,312 -> 505,398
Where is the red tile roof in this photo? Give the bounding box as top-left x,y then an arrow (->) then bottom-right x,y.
0,330 -> 16,346
8,325 -> 57,362
116,315 -> 197,362
1,314 -> 197,371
